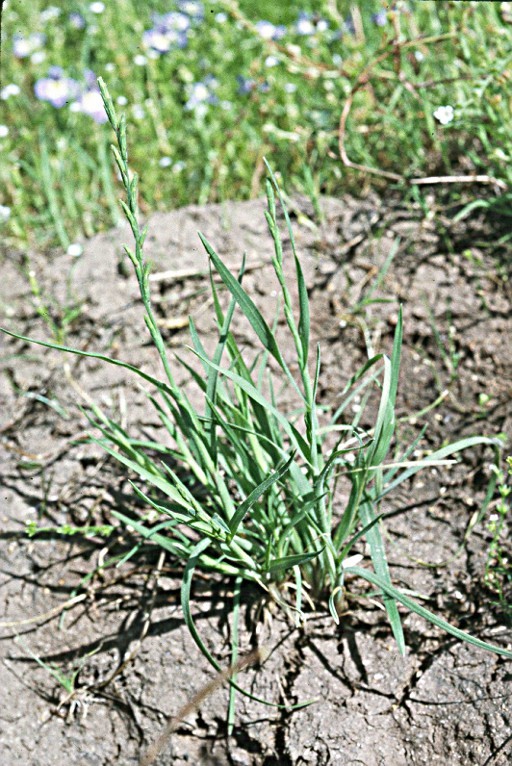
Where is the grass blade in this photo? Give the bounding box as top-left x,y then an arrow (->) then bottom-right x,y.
359,500 -> 405,654
228,454 -> 295,537
266,548 -> 325,575
198,232 -> 289,375
181,541 -> 289,707
189,348 -> 313,464
0,328 -> 174,397
347,566 -> 512,658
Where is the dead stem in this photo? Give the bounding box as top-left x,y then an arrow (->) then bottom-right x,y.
139,647 -> 267,766
0,594 -> 88,630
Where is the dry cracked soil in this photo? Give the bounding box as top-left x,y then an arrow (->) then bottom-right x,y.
0,191 -> 511,765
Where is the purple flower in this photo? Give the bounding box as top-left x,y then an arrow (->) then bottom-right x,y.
236,76 -> 270,95
13,33 -> 45,59
255,20 -> 286,41
71,89 -> 107,123
69,12 -> 86,30
157,11 -> 190,32
34,67 -> 80,108
296,12 -> 328,36
83,69 -> 97,89
344,15 -> 356,35
143,27 -> 188,54
143,13 -> 190,54
48,65 -> 64,79
372,10 -> 388,26
237,76 -> 253,96
68,71 -> 107,123
185,78 -> 218,115
177,1 -> 204,21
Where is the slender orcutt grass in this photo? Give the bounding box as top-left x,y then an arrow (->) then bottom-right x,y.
2,80 -> 511,673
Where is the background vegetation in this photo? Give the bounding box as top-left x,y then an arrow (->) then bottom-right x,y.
1,0 -> 511,252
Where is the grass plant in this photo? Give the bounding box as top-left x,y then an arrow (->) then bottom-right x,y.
2,80 -> 511,673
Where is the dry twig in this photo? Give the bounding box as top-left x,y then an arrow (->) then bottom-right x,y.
140,647 -> 266,766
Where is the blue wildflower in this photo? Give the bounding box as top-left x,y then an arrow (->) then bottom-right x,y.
157,11 -> 190,32
70,71 -> 107,123
34,67 -> 80,108
13,33 -> 46,59
177,1 -> 204,21
236,76 -> 253,96
296,12 -> 328,36
236,76 -> 270,95
143,12 -> 190,54
371,10 -> 388,26
143,27 -> 188,54
71,89 -> 107,123
69,12 -> 87,30
185,78 -> 218,115
255,20 -> 286,41
344,15 -> 356,35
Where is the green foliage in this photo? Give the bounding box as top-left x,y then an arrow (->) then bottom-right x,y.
25,520 -> 114,538
26,264 -> 84,344
1,1 -> 511,250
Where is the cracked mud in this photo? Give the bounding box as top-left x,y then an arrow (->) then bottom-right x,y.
1,193 -> 511,765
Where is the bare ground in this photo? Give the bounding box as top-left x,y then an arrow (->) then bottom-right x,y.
0,192 -> 511,765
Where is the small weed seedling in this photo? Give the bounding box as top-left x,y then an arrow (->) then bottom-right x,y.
423,296 -> 461,384
25,261 -> 84,345
14,634 -> 82,699
2,82 -> 511,694
13,634 -> 101,720
484,459 -> 512,618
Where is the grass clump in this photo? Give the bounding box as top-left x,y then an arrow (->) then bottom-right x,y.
2,80 -> 511,669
